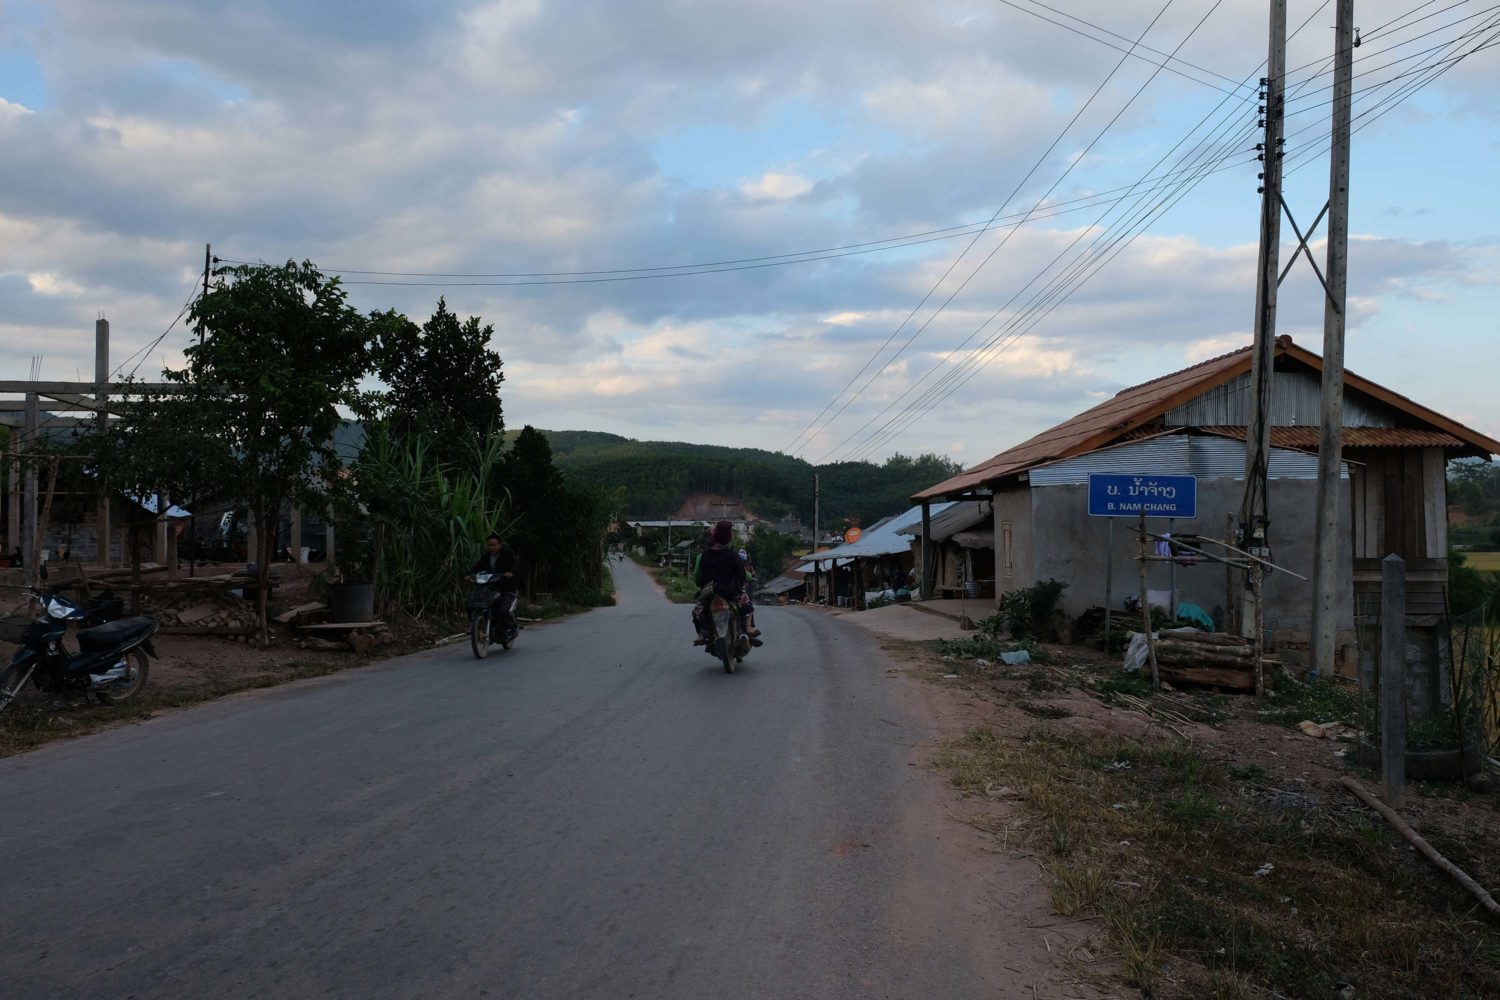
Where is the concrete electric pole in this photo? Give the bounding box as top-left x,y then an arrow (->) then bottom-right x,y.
1311,0 -> 1356,679
1238,0 -> 1287,631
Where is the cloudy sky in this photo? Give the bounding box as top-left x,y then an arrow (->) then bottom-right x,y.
2,0 -> 1498,467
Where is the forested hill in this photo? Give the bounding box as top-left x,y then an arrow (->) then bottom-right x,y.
513,430 -> 963,529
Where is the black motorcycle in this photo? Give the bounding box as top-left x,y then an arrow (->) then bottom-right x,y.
0,581 -> 159,711
467,572 -> 519,660
702,591 -> 752,674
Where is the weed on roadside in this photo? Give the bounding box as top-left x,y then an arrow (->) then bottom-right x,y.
936,724 -> 1500,999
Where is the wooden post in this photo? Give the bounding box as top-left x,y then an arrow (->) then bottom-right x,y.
1252,564 -> 1266,698
1225,513 -> 1237,635
244,517 -> 257,568
855,559 -> 865,611
1312,0 -> 1356,681
1104,518 -> 1114,649
1381,553 -> 1407,809
1138,511 -> 1159,690
920,500 -> 933,599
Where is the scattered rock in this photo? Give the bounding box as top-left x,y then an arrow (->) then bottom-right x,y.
273,602 -> 328,626
176,604 -> 216,626
376,630 -> 397,647
303,637 -> 346,652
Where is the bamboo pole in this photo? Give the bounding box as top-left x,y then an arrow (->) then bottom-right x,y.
1340,777 -> 1500,919
1139,510 -> 1158,690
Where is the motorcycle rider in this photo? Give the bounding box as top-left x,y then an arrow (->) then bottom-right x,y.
691,520 -> 760,646
467,533 -> 519,639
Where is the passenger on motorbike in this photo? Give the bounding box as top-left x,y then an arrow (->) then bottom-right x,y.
691,520 -> 760,646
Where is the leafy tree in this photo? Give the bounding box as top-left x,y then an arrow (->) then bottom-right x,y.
94,260 -> 373,644
746,525 -> 798,581
370,298 -> 503,470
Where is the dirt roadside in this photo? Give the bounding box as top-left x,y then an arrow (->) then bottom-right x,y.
828,600 -> 1500,999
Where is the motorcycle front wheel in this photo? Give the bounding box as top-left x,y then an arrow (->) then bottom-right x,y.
0,663 -> 31,712
95,650 -> 150,705
471,613 -> 491,660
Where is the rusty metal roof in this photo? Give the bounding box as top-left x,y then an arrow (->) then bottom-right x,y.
1197,426 -> 1465,449
914,336 -> 1500,501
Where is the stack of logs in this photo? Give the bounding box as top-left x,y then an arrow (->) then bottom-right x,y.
1153,629 -> 1259,692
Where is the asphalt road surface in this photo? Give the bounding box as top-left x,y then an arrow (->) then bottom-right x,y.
0,560 -> 1037,999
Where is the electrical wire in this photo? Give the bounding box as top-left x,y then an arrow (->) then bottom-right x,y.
111,278 -> 201,383
833,9 -> 1499,462
782,0 -> 1190,458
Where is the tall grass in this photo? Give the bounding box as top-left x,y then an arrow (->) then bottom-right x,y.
354,425 -> 517,620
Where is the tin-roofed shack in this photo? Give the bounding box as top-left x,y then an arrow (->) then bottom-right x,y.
914,336 -> 1499,683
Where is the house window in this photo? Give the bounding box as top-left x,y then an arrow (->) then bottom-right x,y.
1002,521 -> 1013,576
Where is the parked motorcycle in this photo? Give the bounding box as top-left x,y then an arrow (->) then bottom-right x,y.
0,577 -> 159,712
702,593 -> 751,674
467,572 -> 519,659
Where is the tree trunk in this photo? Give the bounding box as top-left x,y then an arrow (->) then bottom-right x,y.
256,507 -> 273,648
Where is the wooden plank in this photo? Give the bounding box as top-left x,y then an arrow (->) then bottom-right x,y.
1423,448 -> 1446,556
1405,449 -> 1426,559
296,620 -> 384,631
1158,665 -> 1256,691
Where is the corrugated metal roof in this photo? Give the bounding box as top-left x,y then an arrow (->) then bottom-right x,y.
806,502 -> 955,562
1198,426 -> 1464,449
896,500 -> 990,541
915,335 -> 1500,501
1026,433 -> 1347,485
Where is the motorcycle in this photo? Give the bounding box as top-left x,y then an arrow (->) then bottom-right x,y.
702,591 -> 752,674
0,575 -> 159,712
467,572 -> 519,659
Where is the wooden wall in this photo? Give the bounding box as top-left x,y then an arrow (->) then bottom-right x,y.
1349,447 -> 1447,561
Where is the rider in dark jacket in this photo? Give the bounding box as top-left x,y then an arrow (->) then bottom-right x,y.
469,533 -> 519,593
691,520 -> 760,645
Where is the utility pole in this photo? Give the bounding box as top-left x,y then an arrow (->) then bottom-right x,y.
95,316 -> 111,566
813,474 -> 820,550
1238,0 -> 1287,633
200,243 -> 212,343
1311,0 -> 1356,680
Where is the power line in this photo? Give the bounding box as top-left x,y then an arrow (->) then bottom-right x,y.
837,10 -> 1500,463
992,0 -> 1255,97
782,0 -> 1189,458
794,0 -> 1243,459
822,1 -> 1338,463
111,279 -> 201,382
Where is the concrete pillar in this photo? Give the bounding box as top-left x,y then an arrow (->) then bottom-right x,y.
154,494 -> 169,564
324,520 -> 336,571
95,316 -> 111,567
5,433 -> 19,555
22,393 -> 38,573
289,505 -> 303,563
244,516 -> 258,567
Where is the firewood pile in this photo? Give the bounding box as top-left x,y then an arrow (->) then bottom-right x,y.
1152,628 -> 1259,692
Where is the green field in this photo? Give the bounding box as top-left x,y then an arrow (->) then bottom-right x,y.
1465,550 -> 1500,571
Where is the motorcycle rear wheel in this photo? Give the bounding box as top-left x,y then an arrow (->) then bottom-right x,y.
719,635 -> 735,674
95,650 -> 150,705
471,613 -> 491,660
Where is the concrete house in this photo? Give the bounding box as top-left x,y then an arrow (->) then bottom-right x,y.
913,336 -> 1500,665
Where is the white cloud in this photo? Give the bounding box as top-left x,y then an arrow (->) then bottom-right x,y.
740,171 -> 812,201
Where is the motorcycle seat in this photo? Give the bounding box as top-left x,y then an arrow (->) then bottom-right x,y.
77,616 -> 157,652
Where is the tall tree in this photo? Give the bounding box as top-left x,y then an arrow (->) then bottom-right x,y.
96,260 -> 373,644
371,298 -> 504,470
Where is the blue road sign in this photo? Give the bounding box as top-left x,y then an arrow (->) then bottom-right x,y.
1087,474 -> 1197,518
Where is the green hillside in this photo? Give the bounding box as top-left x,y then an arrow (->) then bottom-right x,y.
512,429 -> 963,529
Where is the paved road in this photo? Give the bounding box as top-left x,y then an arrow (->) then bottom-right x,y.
0,561 -> 1028,999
